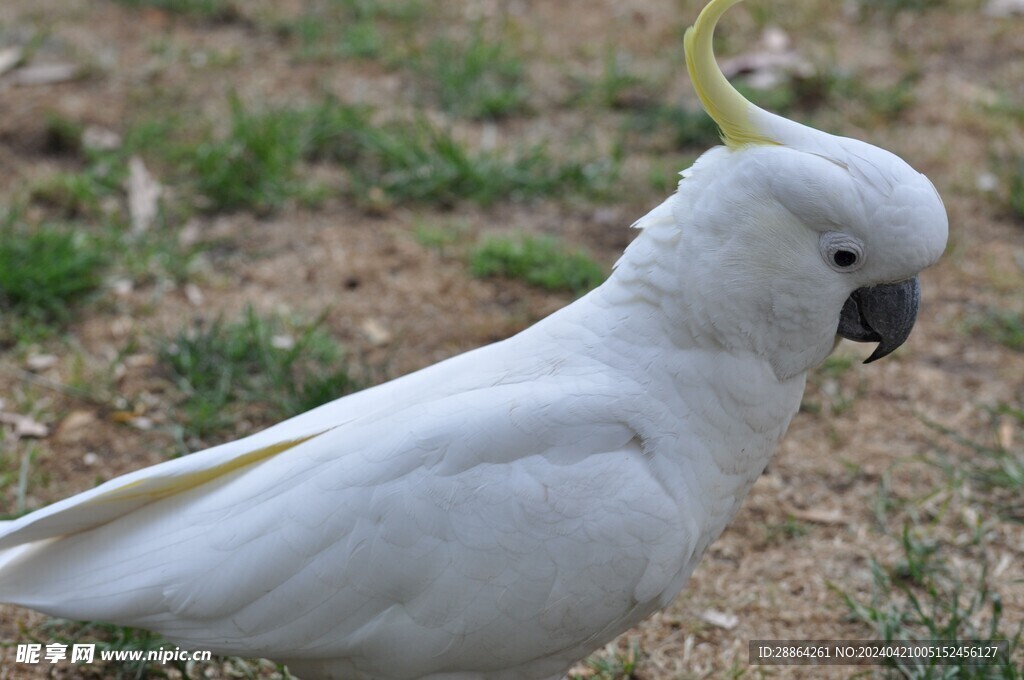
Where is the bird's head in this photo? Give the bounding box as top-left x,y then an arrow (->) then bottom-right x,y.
650,0 -> 948,378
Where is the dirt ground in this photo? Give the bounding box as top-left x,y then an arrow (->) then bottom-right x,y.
0,0 -> 1022,678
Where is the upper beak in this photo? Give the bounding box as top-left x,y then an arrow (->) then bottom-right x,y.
837,277 -> 921,364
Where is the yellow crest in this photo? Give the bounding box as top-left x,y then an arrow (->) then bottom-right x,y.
684,0 -> 778,148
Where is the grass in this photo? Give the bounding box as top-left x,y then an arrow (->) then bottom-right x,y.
819,354 -> 857,380
30,172 -> 108,220
580,48 -> 653,111
966,309 -> 1024,352
115,0 -> 237,20
174,97 -> 619,213
470,235 -> 606,295
921,407 -> 1024,523
118,225 -> 210,287
1011,159 -> 1024,220
827,72 -> 919,123
292,15 -> 382,60
16,114 -> 208,298
857,0 -> 948,15
0,216 -> 107,334
833,526 -> 1022,679
28,134 -> 128,221
9,443 -> 37,519
417,29 -> 528,120
657,107 -> 721,150
303,99 -> 619,207
802,353 -> 864,416
41,113 -> 86,155
835,408 -> 1024,677
33,620 -> 176,678
627,105 -> 721,151
160,307 -> 359,444
763,516 -> 810,545
345,122 -> 616,207
571,641 -> 642,680
279,0 -> 423,62
186,95 -> 308,214
413,220 -> 471,257
32,619 -> 295,679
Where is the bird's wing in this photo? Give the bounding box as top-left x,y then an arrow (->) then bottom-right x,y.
0,339 -> 506,552
0,375 -> 694,676
0,427 -> 330,552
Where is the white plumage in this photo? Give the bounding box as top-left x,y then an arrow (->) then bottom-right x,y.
0,1 -> 948,678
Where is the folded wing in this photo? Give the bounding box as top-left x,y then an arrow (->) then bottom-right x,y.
0,377 -> 695,678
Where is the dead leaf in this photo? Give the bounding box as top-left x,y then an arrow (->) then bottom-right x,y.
9,63 -> 79,86
125,353 -> 157,368
126,156 -> 162,234
699,609 -> 738,630
57,410 -> 98,436
25,353 -> 58,371
361,318 -> 392,346
0,411 -> 49,438
998,417 -> 1013,450
0,47 -> 23,77
786,505 -> 848,525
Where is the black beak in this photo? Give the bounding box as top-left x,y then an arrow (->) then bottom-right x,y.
837,277 -> 920,364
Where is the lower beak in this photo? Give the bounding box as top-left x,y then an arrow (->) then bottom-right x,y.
837,277 -> 921,364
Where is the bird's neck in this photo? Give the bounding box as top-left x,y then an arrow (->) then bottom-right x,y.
596,193 -> 844,382
539,228 -> 809,559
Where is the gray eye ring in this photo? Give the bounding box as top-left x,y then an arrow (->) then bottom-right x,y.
820,232 -> 865,273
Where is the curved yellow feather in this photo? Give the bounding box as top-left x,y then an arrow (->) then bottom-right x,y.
0,431 -> 328,552
684,0 -> 778,148
96,431 -> 324,504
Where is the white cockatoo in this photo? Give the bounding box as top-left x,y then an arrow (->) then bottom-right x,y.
0,0 -> 947,678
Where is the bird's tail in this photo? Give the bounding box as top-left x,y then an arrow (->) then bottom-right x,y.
0,538 -> 50,597
0,430 -> 327,560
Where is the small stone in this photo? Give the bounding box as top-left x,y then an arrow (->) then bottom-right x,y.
83,126 -> 123,151
184,283 -> 204,307
976,172 -> 999,193
271,334 -> 296,350
129,416 -> 154,431
26,354 -> 59,371
112,278 -> 134,296
360,318 -> 392,346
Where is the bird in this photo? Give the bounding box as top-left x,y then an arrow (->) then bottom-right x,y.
0,0 -> 948,678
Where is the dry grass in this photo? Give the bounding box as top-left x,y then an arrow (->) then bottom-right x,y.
1,0 -> 1022,678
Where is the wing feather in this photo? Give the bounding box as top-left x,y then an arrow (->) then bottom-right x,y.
1,376 -> 695,678
0,431 -> 327,552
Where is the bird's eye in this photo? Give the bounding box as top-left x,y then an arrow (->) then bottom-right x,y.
820,232 -> 865,273
833,250 -> 857,268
